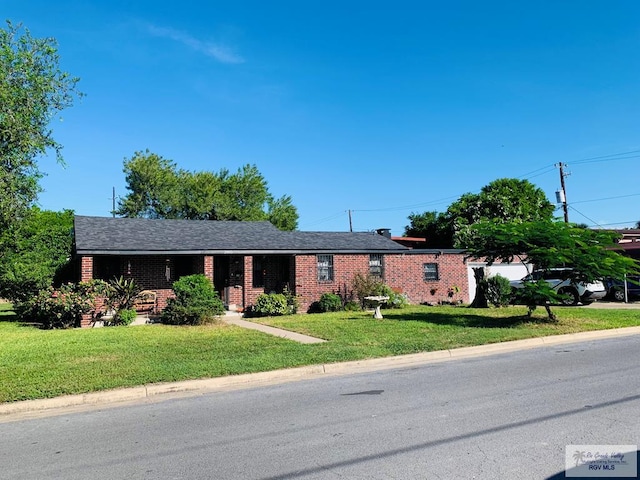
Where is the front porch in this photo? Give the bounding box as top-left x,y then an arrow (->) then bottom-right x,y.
78,253 -> 296,324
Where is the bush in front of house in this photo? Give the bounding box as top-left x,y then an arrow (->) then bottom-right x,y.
161,274 -> 224,325
482,274 -> 513,308
308,292 -> 343,313
318,292 -> 342,312
351,273 -> 409,310
104,276 -> 141,312
344,300 -> 361,311
251,293 -> 290,317
15,280 -> 105,329
351,272 -> 386,307
107,308 -> 137,326
282,285 -> 300,314
385,289 -> 410,309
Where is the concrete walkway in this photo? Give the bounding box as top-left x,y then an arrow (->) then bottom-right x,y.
129,310 -> 326,344
222,312 -> 326,344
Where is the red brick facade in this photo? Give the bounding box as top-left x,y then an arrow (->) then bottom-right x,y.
292,252 -> 468,310
78,251 -> 469,325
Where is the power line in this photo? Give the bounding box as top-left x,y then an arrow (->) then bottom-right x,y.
567,205 -> 603,228
302,148 -> 639,228
571,192 -> 640,205
300,211 -> 347,229
585,220 -> 638,228
571,149 -> 640,165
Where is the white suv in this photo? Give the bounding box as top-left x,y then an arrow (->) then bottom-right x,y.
510,268 -> 606,306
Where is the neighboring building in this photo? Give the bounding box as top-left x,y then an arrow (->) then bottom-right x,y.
73,216 -> 471,327
611,229 -> 640,260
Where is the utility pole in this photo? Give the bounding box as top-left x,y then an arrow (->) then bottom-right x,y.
556,162 -> 570,223
348,210 -> 353,232
112,187 -> 116,218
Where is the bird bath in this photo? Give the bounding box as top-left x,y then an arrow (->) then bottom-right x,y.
364,296 -> 390,319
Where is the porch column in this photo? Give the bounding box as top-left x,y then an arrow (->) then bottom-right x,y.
80,256 -> 94,327
80,256 -> 94,282
204,255 -> 214,282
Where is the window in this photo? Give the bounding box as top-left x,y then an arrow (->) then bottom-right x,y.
369,254 -> 384,278
253,256 -> 265,288
423,263 -> 439,281
317,255 -> 334,282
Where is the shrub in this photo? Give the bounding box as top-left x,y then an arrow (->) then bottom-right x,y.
107,308 -> 137,326
318,292 -> 342,312
252,293 -> 289,316
483,274 -> 513,308
161,274 -> 224,325
104,276 -> 141,312
344,300 -> 361,311
282,285 -> 300,314
351,272 -> 386,306
15,280 -> 104,329
386,290 -> 410,309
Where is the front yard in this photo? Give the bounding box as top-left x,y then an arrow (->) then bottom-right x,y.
1,304 -> 639,403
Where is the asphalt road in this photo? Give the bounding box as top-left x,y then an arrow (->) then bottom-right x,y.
2,336 -> 640,479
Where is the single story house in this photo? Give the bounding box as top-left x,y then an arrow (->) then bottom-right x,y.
74,216 -> 473,327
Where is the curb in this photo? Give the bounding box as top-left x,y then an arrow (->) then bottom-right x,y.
3,326 -> 640,418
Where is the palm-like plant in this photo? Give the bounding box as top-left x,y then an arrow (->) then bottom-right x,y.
105,276 -> 141,312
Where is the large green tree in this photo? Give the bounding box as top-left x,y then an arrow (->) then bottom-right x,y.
404,211 -> 452,247
405,178 -> 555,248
0,207 -> 75,303
117,150 -> 299,230
0,21 -> 82,232
465,220 -> 640,319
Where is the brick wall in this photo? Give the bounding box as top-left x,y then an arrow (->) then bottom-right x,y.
385,252 -> 469,305
289,252 -> 468,311
78,251 -> 470,326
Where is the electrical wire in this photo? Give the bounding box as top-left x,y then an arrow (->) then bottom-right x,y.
571,193 -> 640,205
567,205 -> 603,228
303,149 -> 639,227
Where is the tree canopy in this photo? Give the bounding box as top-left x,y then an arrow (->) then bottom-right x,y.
0,21 -> 82,232
464,220 -> 640,318
0,207 -> 75,303
405,178 -> 555,248
116,150 -> 299,230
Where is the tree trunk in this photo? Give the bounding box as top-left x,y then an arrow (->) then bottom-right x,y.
470,267 -> 489,308
544,303 -> 557,321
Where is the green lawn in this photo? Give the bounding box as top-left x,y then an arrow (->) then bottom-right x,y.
1,304 -> 639,403
0,302 -> 17,323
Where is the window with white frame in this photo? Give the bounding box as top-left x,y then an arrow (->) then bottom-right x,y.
423,263 -> 439,281
369,254 -> 384,278
317,254 -> 334,282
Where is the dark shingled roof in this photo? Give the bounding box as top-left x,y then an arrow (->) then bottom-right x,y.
74,216 -> 408,255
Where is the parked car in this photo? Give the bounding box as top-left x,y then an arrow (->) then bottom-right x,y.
604,276 -> 640,302
509,268 -> 607,306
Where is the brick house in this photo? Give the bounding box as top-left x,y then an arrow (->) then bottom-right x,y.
74,216 -> 471,326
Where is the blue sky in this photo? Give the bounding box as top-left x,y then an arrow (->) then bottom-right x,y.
5,1 -> 640,235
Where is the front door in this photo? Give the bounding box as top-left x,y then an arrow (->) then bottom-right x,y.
213,256 -> 230,303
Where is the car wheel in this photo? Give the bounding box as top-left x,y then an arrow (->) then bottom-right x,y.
612,288 -> 625,302
558,287 -> 579,306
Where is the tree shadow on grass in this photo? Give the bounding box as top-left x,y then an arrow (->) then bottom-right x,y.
382,309 -> 557,328
0,306 -> 42,328
0,311 -> 18,322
